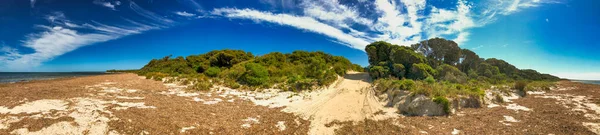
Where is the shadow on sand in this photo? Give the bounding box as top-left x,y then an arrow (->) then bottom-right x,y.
343,72 -> 372,83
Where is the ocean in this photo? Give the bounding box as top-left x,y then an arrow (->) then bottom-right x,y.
572,80 -> 600,85
0,72 -> 108,83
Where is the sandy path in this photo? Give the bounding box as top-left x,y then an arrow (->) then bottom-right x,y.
282,72 -> 397,134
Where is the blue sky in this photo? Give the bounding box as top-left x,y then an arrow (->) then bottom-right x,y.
0,0 -> 598,80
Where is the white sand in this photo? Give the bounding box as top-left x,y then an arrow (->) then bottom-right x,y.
180,126 -> 196,133
527,91 -> 546,95
241,117 -> 260,128
116,96 -> 145,100
506,103 -> 531,112
276,121 -> 286,131
452,128 -> 461,135
499,115 -> 519,126
230,72 -> 398,135
0,99 -> 68,114
583,122 -> 600,134
112,102 -> 156,110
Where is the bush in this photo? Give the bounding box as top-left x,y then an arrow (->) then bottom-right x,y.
514,81 -> 528,91
188,81 -> 212,91
240,63 -> 270,86
432,96 -> 451,114
204,67 -> 221,77
424,76 -> 436,84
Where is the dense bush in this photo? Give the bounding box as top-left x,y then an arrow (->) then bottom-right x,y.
240,63 -> 270,86
204,67 -> 221,77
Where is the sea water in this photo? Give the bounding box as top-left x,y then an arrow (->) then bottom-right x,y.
0,72 -> 108,83
572,80 -> 600,85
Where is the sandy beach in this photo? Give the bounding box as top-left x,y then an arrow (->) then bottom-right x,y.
1,73 -> 600,135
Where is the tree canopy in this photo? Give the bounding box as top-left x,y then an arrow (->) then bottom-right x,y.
366,38 -> 559,83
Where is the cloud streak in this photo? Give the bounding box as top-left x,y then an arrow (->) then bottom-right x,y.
0,1 -> 171,71
211,0 -> 558,49
212,8 -> 371,50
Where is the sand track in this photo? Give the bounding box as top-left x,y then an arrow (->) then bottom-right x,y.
279,72 -> 397,134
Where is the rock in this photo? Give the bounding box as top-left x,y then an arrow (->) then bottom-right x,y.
397,95 -> 447,116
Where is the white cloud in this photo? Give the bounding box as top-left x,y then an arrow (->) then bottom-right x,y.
301,0 -> 373,27
0,3 -> 171,70
93,0 -> 117,10
175,11 -> 196,17
211,8 -> 370,50
130,2 -> 174,24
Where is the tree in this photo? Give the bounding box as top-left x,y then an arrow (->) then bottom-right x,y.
365,41 -> 393,65
369,66 -> 390,79
389,46 -> 426,70
392,64 -> 406,78
477,62 -> 500,78
458,49 -> 482,73
436,64 -> 467,83
408,63 -> 436,80
411,38 -> 461,67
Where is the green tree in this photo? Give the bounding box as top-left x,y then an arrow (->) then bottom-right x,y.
408,63 -> 436,80
392,64 -> 406,78
369,66 -> 390,79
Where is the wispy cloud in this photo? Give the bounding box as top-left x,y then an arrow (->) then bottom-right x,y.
209,0 -> 558,48
0,1 -> 171,71
174,11 -> 196,17
212,8 -> 371,50
93,0 -> 120,10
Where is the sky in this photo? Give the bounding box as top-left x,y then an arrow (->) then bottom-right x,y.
0,0 -> 598,80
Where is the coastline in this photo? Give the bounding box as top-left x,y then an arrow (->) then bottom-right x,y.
1,74 -> 600,134
0,72 -> 110,84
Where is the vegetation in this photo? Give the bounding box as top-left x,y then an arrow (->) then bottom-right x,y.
367,38 -> 559,99
433,96 -> 451,114
137,50 -> 363,91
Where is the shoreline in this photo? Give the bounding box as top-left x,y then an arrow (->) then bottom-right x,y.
1,73 -> 600,134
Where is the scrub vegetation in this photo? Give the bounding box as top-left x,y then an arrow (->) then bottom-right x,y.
366,38 -> 559,98
135,50 -> 364,91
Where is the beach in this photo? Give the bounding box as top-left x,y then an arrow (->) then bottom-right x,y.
1,73 -> 600,134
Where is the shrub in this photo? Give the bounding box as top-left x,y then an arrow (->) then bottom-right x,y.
188,81 -> 212,91
514,81 -> 528,91
240,63 -> 270,86
204,67 -> 221,77
424,76 -> 436,84
432,96 -> 451,114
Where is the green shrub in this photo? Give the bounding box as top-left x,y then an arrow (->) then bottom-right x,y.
424,76 -> 436,84
240,63 -> 270,86
432,96 -> 451,114
204,67 -> 221,77
188,81 -> 212,91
